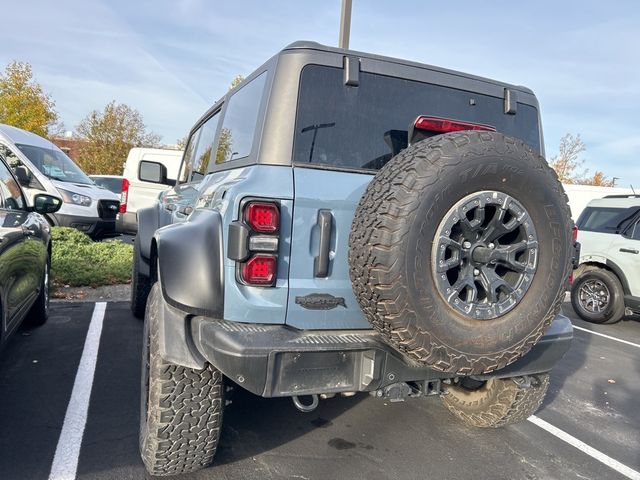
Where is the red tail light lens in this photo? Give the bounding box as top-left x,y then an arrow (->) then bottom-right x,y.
245,202 -> 279,233
572,225 -> 579,243
119,178 -> 129,214
241,254 -> 276,285
414,116 -> 496,133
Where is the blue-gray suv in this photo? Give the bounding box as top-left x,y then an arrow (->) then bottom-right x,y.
133,41 -> 575,476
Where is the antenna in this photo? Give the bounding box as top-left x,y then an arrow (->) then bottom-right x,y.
339,0 -> 352,49
631,184 -> 637,195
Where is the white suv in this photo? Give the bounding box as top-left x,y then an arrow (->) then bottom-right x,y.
572,195 -> 640,323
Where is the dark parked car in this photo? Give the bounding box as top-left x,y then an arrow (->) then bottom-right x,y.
0,153 -> 62,350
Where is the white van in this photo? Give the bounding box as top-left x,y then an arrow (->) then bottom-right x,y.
0,124 -> 121,238
118,147 -> 182,234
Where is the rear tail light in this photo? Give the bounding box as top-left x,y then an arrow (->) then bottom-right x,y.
414,116 -> 496,134
572,225 -> 579,243
234,200 -> 280,286
245,202 -> 279,233
119,178 -> 129,214
241,254 -> 277,285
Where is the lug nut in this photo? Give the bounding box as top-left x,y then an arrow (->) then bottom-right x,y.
463,241 -> 471,249
488,243 -> 495,249
473,268 -> 480,276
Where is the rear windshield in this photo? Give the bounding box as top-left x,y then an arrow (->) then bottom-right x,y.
577,206 -> 640,233
293,65 -> 540,171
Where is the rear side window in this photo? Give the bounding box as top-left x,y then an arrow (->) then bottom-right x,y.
577,206 -> 640,233
293,65 -> 541,171
216,72 -> 267,164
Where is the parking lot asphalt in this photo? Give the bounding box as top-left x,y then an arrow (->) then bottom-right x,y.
1,302 -> 639,480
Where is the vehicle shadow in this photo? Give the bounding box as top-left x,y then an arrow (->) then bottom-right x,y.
214,387 -> 364,466
539,302 -> 588,407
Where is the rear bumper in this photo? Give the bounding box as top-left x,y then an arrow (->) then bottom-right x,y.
184,314 -> 573,398
51,212 -> 117,238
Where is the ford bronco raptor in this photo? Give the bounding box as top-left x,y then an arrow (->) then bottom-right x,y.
133,41 -> 574,476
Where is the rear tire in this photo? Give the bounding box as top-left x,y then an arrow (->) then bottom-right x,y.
441,374 -> 549,428
571,267 -> 625,324
140,283 -> 224,476
131,236 -> 151,319
25,259 -> 50,327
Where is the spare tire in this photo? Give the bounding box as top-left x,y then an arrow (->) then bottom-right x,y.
349,131 -> 572,374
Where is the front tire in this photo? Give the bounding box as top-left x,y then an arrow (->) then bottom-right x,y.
441,374 -> 549,428
570,267 -> 625,324
140,283 -> 224,476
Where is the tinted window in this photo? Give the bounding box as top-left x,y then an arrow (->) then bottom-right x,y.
216,72 -> 267,163
630,220 -> 640,240
577,206 -> 640,233
190,112 -> 220,181
294,66 -> 541,171
0,161 -> 25,210
178,129 -> 200,183
92,177 -> 122,194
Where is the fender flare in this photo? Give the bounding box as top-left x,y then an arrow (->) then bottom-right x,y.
155,209 -> 224,317
137,206 -> 160,261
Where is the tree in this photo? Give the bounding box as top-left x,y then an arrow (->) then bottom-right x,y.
0,61 -> 58,137
176,136 -> 187,149
229,75 -> 244,89
549,133 -> 587,184
581,171 -> 617,187
549,133 -> 617,187
76,101 -> 160,174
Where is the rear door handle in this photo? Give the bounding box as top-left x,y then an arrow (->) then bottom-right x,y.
314,210 -> 332,277
620,248 -> 639,254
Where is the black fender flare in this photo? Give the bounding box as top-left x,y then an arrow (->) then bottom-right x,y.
137,206 -> 160,262
155,209 -> 224,317
136,206 -> 160,278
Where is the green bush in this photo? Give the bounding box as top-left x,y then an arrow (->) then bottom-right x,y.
51,227 -> 133,287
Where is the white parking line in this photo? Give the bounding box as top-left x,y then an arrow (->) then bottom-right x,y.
528,415 -> 640,480
573,325 -> 640,349
48,302 -> 107,480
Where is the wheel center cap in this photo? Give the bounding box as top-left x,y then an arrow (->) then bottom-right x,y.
471,245 -> 493,265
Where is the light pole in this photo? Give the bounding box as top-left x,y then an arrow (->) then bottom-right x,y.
339,0 -> 352,49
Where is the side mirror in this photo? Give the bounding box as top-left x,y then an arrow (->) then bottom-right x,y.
33,193 -> 62,214
14,165 -> 32,187
139,160 -> 174,186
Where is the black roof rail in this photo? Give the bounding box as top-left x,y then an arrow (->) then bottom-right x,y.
603,194 -> 640,198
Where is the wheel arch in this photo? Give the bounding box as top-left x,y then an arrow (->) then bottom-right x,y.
577,260 -> 629,294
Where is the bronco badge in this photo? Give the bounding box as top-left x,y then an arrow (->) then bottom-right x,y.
295,293 -> 346,310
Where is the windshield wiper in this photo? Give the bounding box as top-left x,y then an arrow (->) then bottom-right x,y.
45,174 -> 66,182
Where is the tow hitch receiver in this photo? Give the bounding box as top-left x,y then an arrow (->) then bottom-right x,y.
371,379 -> 446,402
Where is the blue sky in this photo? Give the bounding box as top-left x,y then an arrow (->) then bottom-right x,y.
2,0 -> 639,185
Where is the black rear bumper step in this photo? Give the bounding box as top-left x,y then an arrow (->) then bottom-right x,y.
188,314 -> 573,398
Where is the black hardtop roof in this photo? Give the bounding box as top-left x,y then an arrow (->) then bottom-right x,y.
283,40 -> 534,95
